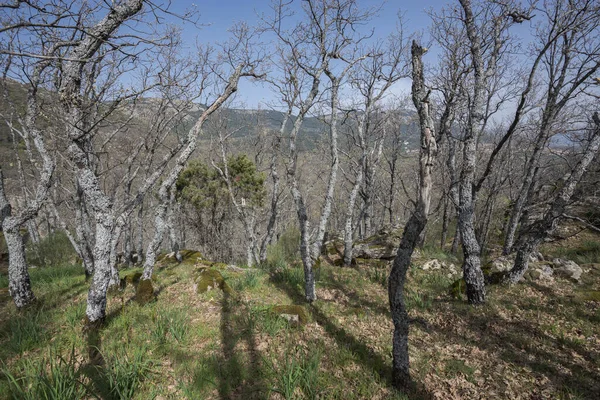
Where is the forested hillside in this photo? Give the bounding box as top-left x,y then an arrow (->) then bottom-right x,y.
1,0 -> 599,399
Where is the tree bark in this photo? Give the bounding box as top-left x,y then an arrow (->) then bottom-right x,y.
389,41 -> 438,391
457,0 -> 487,305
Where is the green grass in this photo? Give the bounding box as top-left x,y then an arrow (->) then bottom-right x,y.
98,344 -> 155,400
265,347 -> 322,399
1,239 -> 600,399
2,347 -> 87,400
546,240 -> 600,264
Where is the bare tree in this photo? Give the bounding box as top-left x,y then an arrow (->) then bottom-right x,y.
388,40 -> 439,391
506,112 -> 600,282
502,0 -> 600,254
267,0 -> 377,301
141,24 -> 263,283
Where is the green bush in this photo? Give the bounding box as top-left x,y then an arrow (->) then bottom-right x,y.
26,231 -> 76,268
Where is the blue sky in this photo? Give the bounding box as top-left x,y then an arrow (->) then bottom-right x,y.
159,1 -> 519,109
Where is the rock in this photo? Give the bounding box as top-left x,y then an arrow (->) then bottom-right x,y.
157,249 -> 203,267
421,259 -> 443,271
351,228 -> 403,260
271,305 -> 308,326
420,259 -> 459,276
135,279 -> 155,305
411,248 -> 421,260
195,269 -> 232,294
529,251 -> 544,263
487,256 -> 514,273
526,264 -> 553,282
552,258 -> 583,282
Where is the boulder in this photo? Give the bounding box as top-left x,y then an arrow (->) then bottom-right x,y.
552,258 -> 583,282
526,264 -> 554,282
350,227 -> 402,260
135,279 -> 155,305
487,256 -> 514,273
194,268 -> 232,294
421,259 -> 459,278
421,259 -> 443,271
271,305 -> 308,327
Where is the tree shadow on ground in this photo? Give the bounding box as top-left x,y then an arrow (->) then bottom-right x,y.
269,271 -> 432,400
185,291 -> 267,399
428,293 -> 600,398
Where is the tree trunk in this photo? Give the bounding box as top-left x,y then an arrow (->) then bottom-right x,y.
457,0 -> 487,305
136,204 -> 144,264
4,224 -> 35,308
389,41 -> 438,391
343,163 -> 364,266
85,215 -> 115,324
503,136 -> 546,255
142,199 -> 168,280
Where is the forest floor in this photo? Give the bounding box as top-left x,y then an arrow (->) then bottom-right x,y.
0,234 -> 599,399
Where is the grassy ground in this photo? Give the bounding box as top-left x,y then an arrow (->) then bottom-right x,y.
0,243 -> 599,399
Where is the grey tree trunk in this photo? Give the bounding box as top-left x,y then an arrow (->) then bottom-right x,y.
1,168 -> 35,307
457,0 -> 487,305
59,0 -> 145,324
389,41 -> 438,391
0,65 -> 56,308
75,185 -> 95,279
343,164 -> 363,266
503,132 -> 548,255
136,205 -> 144,264
259,137 -> 281,263
506,113 -> 600,283
85,215 -> 115,323
310,71 -> 341,264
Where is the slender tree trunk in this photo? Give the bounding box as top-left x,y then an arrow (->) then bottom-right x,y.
389,41 -> 438,390
259,141 -> 280,263
344,162 -> 364,266
136,204 -> 144,264
503,133 -> 547,254
142,199 -> 168,280
141,65 -> 246,282
457,0 -> 487,305
441,193 -> 450,249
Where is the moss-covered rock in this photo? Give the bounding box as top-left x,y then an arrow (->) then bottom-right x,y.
135,279 -> 155,305
271,305 -> 309,326
125,271 -> 143,285
195,269 -> 232,295
157,249 -> 203,267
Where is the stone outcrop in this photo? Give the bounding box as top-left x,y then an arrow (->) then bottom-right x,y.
552,258 -> 583,282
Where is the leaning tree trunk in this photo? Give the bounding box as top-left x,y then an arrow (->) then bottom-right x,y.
503,131 -> 547,254
140,64 -> 246,285
389,41 -> 438,391
506,112 -> 600,283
